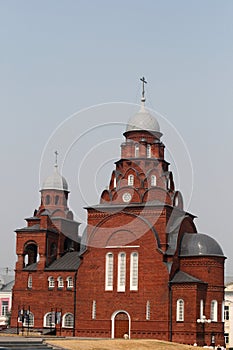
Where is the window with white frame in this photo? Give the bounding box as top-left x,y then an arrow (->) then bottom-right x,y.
44,312 -> 55,327
147,144 -> 151,158
105,253 -> 114,291
224,305 -> 229,321
1,301 -> 8,316
210,300 -> 218,322
23,312 -> 34,327
113,177 -> 117,188
62,313 -> 74,328
135,144 -> 139,157
130,252 -> 138,291
117,252 -> 126,292
224,333 -> 229,344
146,301 -> 150,320
27,274 -> 32,289
48,276 -> 55,289
57,276 -> 64,288
151,175 -> 156,187
66,276 -> 73,289
200,299 -> 204,319
92,300 -> 96,319
176,299 -> 184,321
128,174 -> 134,186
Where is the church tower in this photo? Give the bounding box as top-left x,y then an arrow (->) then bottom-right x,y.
75,79 -> 225,346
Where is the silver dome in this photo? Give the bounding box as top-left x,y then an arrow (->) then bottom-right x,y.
42,166 -> 68,191
126,103 -> 160,132
180,233 -> 224,257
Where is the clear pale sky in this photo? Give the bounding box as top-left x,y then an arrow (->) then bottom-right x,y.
0,1 -> 232,275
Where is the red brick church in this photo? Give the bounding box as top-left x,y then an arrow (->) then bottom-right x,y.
11,83 -> 225,346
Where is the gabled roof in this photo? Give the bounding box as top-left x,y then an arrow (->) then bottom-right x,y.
45,251 -> 81,271
170,270 -> 205,284
1,279 -> 14,291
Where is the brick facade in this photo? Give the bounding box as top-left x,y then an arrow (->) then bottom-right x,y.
11,100 -> 225,346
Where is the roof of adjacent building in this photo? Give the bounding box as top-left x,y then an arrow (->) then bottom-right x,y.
45,251 -> 81,271
170,270 -> 205,284
0,275 -> 14,291
180,233 -> 224,257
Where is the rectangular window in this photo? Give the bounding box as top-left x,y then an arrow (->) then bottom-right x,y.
210,300 -> 218,322
92,300 -> 96,319
224,333 -> 229,344
117,252 -> 126,292
224,305 -> 229,321
1,301 -> 9,316
105,253 -> 114,291
130,252 -> 138,291
146,301 -> 150,320
176,299 -> 184,322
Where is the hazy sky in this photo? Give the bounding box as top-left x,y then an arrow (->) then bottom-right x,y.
0,0 -> 233,275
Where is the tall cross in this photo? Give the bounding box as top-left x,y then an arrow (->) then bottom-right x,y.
54,150 -> 58,167
140,76 -> 147,99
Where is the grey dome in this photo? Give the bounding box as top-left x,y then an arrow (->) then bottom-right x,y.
42,166 -> 68,191
180,233 -> 224,257
126,103 -> 160,132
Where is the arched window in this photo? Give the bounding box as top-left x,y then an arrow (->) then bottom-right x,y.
176,299 -> 184,321
113,177 -> 117,188
117,252 -> 126,292
210,300 -> 218,322
27,274 -> 32,289
50,243 -> 57,258
128,174 -> 134,186
45,195 -> 50,205
200,299 -> 204,319
62,313 -> 74,328
55,195 -> 59,205
135,144 -> 139,157
151,175 -> 156,187
44,312 -> 55,327
66,276 -> 73,289
147,144 -> 151,158
105,253 -> 114,291
130,252 -> 138,291
23,312 -> 34,327
57,276 -> 64,288
146,301 -> 150,320
48,276 -> 55,289
24,243 -> 38,266
92,300 -> 96,319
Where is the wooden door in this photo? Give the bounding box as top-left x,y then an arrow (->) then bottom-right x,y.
114,312 -> 129,338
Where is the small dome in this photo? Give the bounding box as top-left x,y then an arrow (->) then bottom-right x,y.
180,233 -> 224,257
41,166 -> 68,191
126,102 -> 160,133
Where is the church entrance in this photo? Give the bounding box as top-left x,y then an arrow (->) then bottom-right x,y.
114,311 -> 129,338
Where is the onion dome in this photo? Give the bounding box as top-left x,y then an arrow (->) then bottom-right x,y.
41,165 -> 69,191
180,233 -> 224,257
126,100 -> 160,133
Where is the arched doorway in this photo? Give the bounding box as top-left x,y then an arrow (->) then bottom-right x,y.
111,311 -> 130,339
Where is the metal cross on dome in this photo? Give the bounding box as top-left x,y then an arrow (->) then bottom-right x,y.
54,150 -> 58,167
140,76 -> 147,100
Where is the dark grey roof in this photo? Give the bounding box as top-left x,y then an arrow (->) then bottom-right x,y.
45,251 -> 81,271
1,279 -> 14,291
170,271 -> 205,284
23,262 -> 38,271
180,233 -> 224,257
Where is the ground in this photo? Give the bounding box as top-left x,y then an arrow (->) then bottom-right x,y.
45,339 -> 204,350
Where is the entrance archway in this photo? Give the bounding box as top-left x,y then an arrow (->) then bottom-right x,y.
111,310 -> 130,339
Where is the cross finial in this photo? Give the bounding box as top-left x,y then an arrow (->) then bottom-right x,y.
140,76 -> 147,101
54,150 -> 58,168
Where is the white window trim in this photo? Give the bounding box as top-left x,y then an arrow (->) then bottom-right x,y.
130,252 -> 138,291
200,299 -> 204,319
105,253 -> 114,291
176,299 -> 184,321
117,252 -> 126,292
62,313 -> 74,328
57,276 -> 64,288
151,175 -> 156,187
92,300 -> 96,319
27,275 -> 32,289
66,276 -> 73,289
48,276 -> 55,289
135,144 -> 139,157
128,175 -> 134,186
211,300 -> 218,322
146,301 -> 150,320
147,144 -> 151,158
44,312 -> 55,328
23,311 -> 34,327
